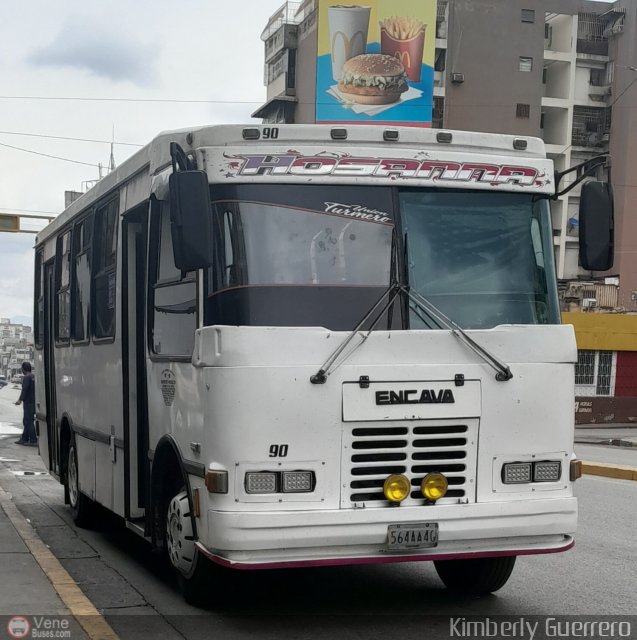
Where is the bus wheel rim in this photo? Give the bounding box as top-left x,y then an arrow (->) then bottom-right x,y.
68,447 -> 78,508
166,491 -> 195,576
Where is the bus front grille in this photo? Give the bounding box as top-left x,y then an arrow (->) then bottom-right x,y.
344,420 -> 479,507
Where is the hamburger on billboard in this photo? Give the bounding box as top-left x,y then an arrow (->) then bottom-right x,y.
316,0 -> 437,127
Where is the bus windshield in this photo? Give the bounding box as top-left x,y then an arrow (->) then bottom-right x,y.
204,184 -> 559,330
400,189 -> 560,329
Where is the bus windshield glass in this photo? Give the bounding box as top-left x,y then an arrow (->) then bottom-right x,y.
204,184 -> 559,330
205,185 -> 395,330
399,189 -> 560,329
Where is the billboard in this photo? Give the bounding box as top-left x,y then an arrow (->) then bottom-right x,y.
315,0 -> 437,127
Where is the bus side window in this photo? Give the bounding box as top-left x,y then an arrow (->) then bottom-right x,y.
151,203 -> 197,356
55,231 -> 71,344
34,250 -> 44,349
92,199 -> 118,340
71,215 -> 93,343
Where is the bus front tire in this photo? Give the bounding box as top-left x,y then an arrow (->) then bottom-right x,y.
66,433 -> 95,528
164,488 -> 212,606
434,556 -> 516,595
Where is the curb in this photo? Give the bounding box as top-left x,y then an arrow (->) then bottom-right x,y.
581,461 -> 637,481
0,486 -> 120,640
575,437 -> 637,447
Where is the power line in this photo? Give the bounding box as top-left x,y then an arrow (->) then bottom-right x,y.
0,141 -> 101,167
0,206 -> 57,214
0,130 -> 143,147
0,95 -> 265,105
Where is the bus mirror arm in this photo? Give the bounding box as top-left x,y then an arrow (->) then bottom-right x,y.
553,153 -> 610,199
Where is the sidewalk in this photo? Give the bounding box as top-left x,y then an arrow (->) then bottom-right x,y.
0,384 -> 75,620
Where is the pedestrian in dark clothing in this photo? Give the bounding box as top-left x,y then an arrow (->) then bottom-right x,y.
15,362 -> 37,446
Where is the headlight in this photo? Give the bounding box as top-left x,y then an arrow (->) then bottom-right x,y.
421,473 -> 448,501
245,472 -> 277,494
383,474 -> 411,503
502,462 -> 532,484
533,461 -> 561,482
282,471 -> 314,493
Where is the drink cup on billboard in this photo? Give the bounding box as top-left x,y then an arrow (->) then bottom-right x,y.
380,16 -> 426,82
328,5 -> 371,82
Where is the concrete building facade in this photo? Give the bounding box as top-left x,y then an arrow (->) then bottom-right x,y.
253,0 -> 637,311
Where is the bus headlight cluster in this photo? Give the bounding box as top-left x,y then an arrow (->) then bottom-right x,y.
502,460 -> 561,484
245,471 -> 315,494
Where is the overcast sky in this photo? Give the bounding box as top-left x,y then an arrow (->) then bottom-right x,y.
0,0 -> 618,323
0,0 -> 283,322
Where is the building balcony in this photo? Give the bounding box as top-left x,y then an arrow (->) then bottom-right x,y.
264,23 -> 298,63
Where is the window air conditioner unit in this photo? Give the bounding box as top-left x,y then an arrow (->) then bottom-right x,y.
451,72 -> 465,84
582,298 -> 597,309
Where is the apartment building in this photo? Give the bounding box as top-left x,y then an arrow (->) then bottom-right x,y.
253,0 -> 637,311
0,318 -> 34,380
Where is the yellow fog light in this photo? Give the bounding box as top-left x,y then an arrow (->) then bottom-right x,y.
421,473 -> 448,501
383,474 -> 411,504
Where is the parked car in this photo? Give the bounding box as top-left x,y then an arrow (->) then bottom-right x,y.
11,374 -> 23,384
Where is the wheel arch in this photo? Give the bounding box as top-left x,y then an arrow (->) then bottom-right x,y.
150,435 -> 198,548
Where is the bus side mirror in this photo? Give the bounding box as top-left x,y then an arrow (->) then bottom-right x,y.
579,181 -> 614,272
168,170 -> 214,272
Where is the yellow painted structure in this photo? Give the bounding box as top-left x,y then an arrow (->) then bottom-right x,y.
562,312 -> 637,352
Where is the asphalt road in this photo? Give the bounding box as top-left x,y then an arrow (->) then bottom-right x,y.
1,385 -> 636,639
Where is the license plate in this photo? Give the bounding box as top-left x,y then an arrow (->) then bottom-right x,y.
387,523 -> 439,550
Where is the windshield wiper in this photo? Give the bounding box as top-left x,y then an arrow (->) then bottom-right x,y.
310,227 -> 400,384
310,229 -> 513,384
309,282 -> 402,384
405,287 -> 513,382
402,233 -> 512,382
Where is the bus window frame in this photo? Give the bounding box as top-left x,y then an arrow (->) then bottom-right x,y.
34,249 -> 45,350
147,199 -> 199,363
70,211 -> 94,346
91,197 -> 119,345
54,229 -> 72,347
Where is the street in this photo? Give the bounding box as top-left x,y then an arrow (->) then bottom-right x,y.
1,384 -> 636,639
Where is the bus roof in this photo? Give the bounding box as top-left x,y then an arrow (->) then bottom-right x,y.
36,124 -> 550,244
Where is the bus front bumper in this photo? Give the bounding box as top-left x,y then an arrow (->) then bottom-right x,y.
197,497 -> 577,569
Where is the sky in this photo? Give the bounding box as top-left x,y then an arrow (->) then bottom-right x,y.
0,0 -> 283,322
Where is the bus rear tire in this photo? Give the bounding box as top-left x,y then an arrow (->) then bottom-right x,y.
434,556 -> 516,595
164,488 -> 213,607
66,433 -> 95,528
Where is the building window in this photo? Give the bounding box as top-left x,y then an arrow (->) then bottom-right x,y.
596,351 -> 613,395
433,96 -> 445,129
434,48 -> 446,72
519,57 -> 533,72
575,350 -> 595,385
55,231 -> 71,344
92,199 -> 118,340
521,9 -> 535,23
516,103 -> 530,118
575,349 -> 616,396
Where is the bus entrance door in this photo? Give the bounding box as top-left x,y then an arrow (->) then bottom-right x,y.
43,260 -> 60,476
122,210 -> 149,523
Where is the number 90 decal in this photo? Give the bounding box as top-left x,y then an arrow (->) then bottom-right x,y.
262,127 -> 279,140
269,444 -> 288,458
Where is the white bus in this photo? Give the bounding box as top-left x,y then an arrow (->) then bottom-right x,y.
34,125 -> 613,604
